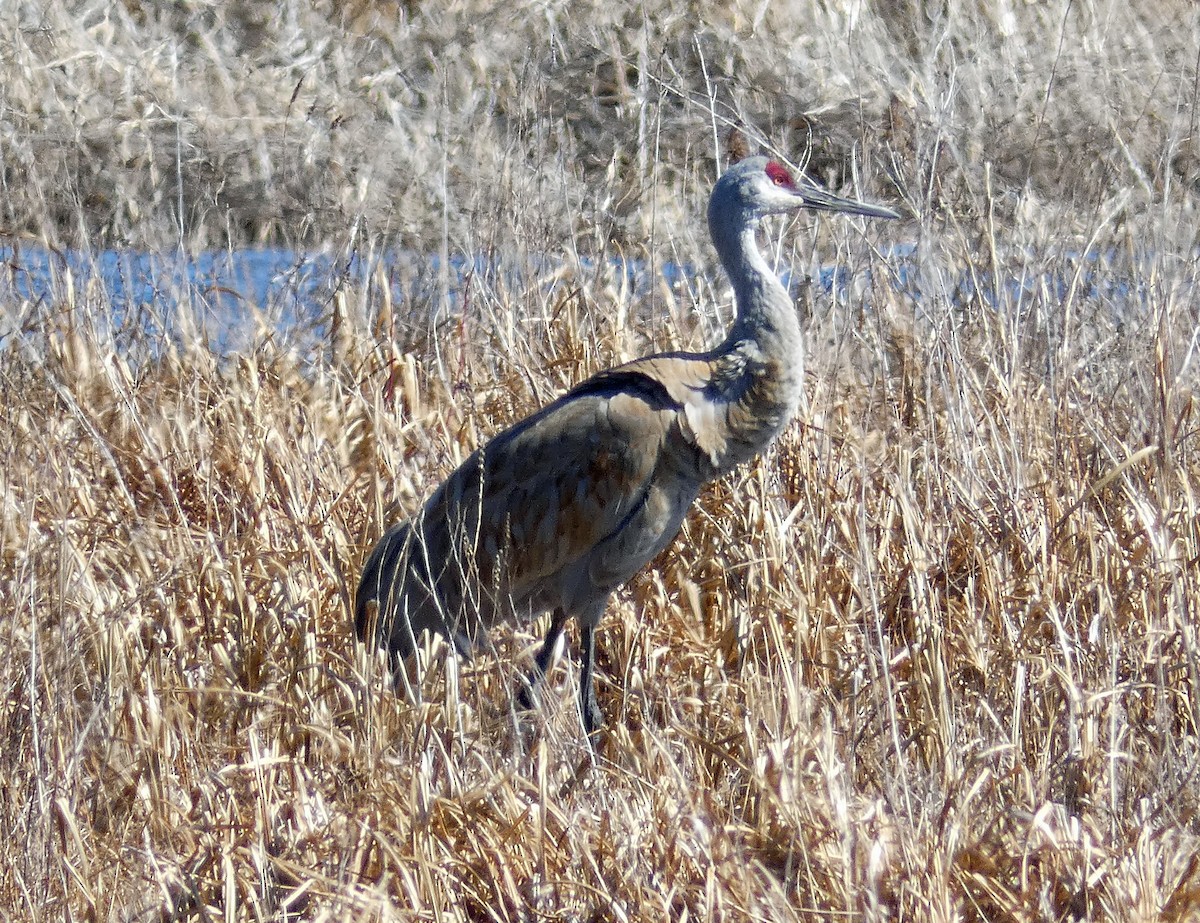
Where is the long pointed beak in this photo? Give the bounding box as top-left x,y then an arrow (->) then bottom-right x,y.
795,182 -> 900,219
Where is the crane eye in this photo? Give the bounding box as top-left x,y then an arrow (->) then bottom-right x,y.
765,162 -> 792,188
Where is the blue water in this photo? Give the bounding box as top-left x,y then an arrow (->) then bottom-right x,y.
0,244 -> 433,354
0,241 -> 1155,356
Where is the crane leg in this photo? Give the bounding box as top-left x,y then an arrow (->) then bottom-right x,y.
533,608 -> 569,676
515,607 -> 569,711
578,622 -> 603,741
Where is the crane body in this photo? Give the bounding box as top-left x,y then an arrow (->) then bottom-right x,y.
356,156 -> 898,738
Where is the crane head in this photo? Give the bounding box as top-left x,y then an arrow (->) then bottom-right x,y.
719,155 -> 900,221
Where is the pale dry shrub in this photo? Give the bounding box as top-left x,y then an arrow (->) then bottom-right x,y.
2,0 -> 1199,249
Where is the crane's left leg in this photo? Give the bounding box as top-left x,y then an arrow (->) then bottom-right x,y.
533,608 -> 569,676
515,607 -> 568,710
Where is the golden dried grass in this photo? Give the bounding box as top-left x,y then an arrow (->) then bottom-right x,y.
4,1 -> 1200,920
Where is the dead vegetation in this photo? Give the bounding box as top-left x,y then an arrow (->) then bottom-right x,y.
3,0 -> 1200,920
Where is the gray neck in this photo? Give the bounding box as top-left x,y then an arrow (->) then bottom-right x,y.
696,206 -> 806,470
709,211 -> 805,424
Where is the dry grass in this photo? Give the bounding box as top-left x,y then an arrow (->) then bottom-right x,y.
4,1 -> 1200,920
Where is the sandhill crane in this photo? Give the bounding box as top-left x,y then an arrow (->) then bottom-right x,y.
356,155 -> 898,740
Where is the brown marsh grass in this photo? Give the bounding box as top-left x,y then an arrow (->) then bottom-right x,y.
3,1 -> 1200,919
